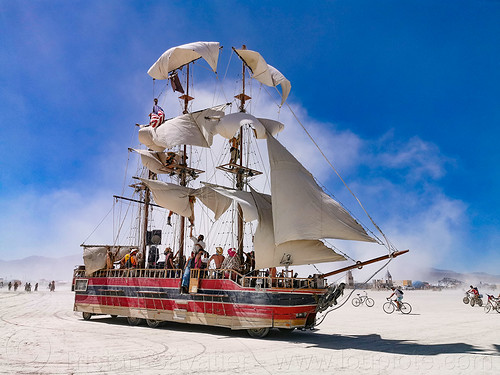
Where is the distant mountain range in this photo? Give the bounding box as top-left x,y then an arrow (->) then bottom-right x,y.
0,254 -> 82,282
423,268 -> 500,284
1,255 -> 500,285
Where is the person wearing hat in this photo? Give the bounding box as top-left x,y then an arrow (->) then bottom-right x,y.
130,249 -> 138,268
209,247 -> 225,270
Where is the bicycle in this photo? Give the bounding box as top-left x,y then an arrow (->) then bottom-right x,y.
484,294 -> 500,313
351,291 -> 375,307
383,298 -> 412,314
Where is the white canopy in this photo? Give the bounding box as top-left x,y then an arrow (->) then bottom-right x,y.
138,106 -> 225,151
267,135 -> 376,246
215,112 -> 284,139
235,48 -> 291,105
148,41 -> 221,79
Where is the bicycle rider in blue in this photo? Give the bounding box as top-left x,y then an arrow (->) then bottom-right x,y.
389,286 -> 404,310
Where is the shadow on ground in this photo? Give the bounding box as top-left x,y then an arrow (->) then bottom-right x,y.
83,315 -> 496,357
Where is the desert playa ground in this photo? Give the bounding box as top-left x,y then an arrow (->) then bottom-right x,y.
0,287 -> 498,375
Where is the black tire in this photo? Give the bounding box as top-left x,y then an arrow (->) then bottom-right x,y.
470,298 -> 475,307
463,296 -> 469,304
352,298 -> 361,307
127,317 -> 143,326
477,299 -> 483,307
366,298 -> 375,307
146,319 -> 161,328
383,302 -> 394,314
247,327 -> 270,338
82,312 -> 93,321
400,302 -> 412,314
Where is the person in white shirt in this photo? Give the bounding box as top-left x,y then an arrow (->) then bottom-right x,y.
189,227 -> 205,253
388,286 -> 404,310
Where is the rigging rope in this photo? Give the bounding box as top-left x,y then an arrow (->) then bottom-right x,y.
284,101 -> 393,253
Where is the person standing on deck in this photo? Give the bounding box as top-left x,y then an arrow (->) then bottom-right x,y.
189,227 -> 205,253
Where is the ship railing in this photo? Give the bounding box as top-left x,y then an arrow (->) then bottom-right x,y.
74,267 -> 183,279
73,266 -> 321,289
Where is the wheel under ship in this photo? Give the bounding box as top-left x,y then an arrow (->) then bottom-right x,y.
72,41 -> 408,338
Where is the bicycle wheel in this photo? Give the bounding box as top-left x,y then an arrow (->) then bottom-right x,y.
484,304 -> 491,313
463,296 -> 469,304
352,298 -> 361,307
477,299 -> 483,307
365,298 -> 375,307
383,302 -> 395,314
400,302 -> 412,314
470,298 -> 475,307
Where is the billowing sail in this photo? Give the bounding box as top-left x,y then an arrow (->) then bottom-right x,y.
148,41 -> 220,79
196,186 -> 233,221
200,185 -> 346,268
250,188 -> 345,269
138,106 -> 225,151
234,48 -> 291,105
267,135 -> 376,245
216,112 -> 284,139
132,149 -> 169,175
140,179 -> 196,218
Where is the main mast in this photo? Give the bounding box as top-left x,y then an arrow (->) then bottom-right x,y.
234,45 -> 251,263
177,63 -> 194,267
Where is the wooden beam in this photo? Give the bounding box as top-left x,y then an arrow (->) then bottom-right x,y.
319,249 -> 410,279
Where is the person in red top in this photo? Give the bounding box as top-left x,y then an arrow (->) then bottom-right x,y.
468,285 -> 479,296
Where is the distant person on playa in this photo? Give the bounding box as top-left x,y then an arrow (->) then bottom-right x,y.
50,281 -> 55,292
8,281 -> 12,291
35,283 -> 38,292
388,286 -> 404,310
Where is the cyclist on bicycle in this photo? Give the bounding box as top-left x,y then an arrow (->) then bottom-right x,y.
389,286 -> 404,310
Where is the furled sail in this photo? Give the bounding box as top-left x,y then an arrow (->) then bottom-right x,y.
267,135 -> 377,245
250,188 -> 346,269
140,179 -> 196,218
138,106 -> 225,151
234,48 -> 291,105
148,41 -> 221,79
215,112 -> 284,139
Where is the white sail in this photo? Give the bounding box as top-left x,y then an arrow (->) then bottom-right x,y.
132,149 -> 169,175
205,185 -> 262,222
82,246 -> 133,276
234,49 -> 291,105
140,179 -> 196,217
196,186 -> 233,221
267,135 -> 376,246
148,41 -> 220,79
215,112 -> 284,139
250,188 -> 345,269
138,107 -> 225,151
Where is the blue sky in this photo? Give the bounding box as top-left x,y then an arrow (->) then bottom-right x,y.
0,1 -> 499,276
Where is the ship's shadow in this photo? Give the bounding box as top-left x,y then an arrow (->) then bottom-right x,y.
87,316 -> 493,357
